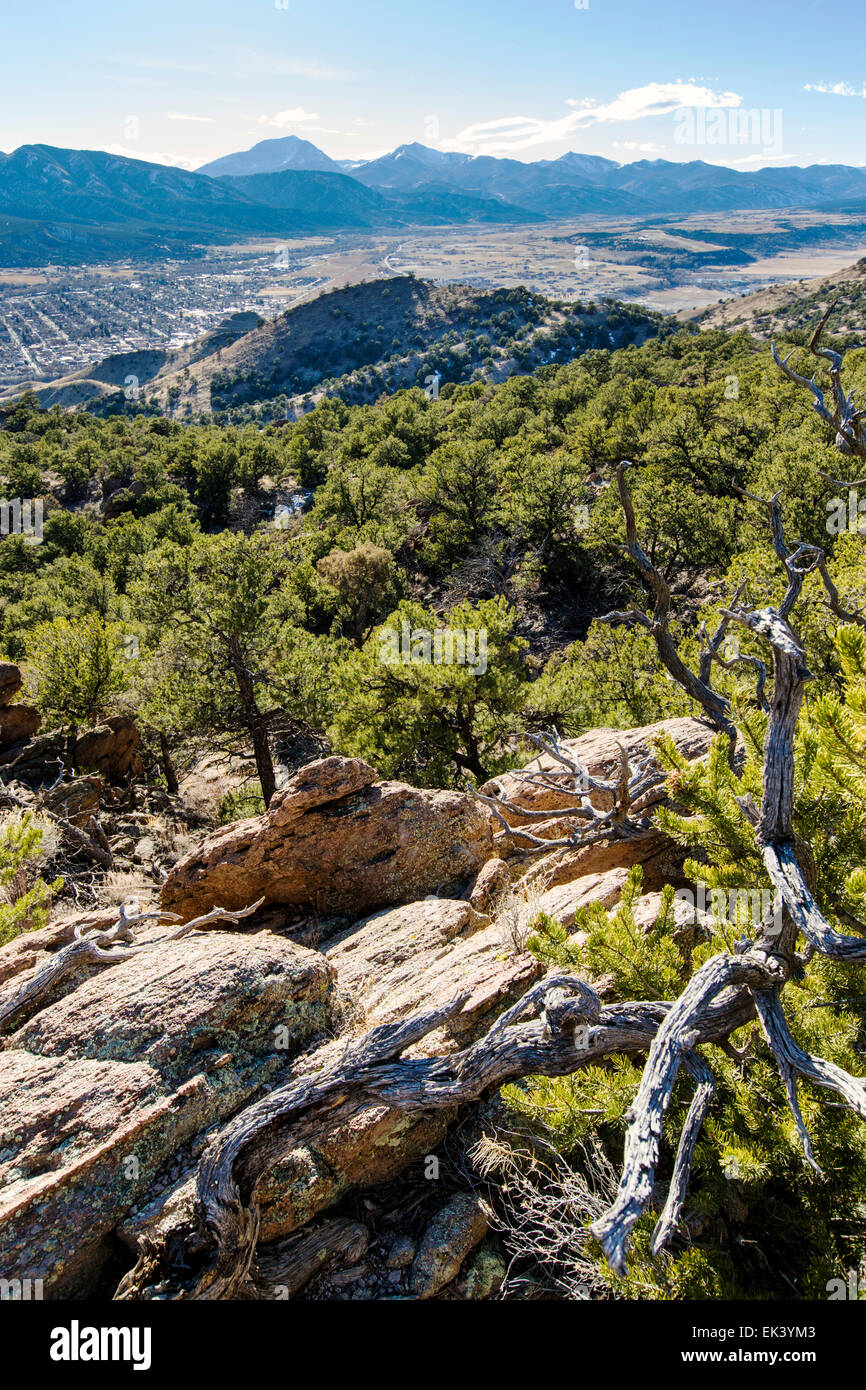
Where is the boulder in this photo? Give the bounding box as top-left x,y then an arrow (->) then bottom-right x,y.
454,1241 -> 507,1299
0,730 -> 65,783
467,857 -> 511,913
517,827 -> 677,895
325,897 -> 541,1051
0,661 -> 23,707
161,756 -> 494,922
0,930 -> 333,1296
74,716 -> 143,783
410,1193 -> 492,1299
533,865 -> 634,931
43,775 -> 103,828
0,704 -> 41,750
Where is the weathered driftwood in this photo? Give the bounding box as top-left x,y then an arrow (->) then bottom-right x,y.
115,968 -> 759,1300
252,1218 -> 370,1299
472,728 -> 665,851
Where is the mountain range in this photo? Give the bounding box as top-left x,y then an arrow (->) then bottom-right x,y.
3,137 -> 866,266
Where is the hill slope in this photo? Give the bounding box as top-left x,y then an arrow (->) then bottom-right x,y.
147,275 -> 666,419
689,256 -> 866,343
9,276 -> 665,418
5,141 -> 866,267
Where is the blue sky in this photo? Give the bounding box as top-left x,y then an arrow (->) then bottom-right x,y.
2,0 -> 864,169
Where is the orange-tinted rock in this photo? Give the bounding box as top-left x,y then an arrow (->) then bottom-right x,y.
161,756 -> 494,922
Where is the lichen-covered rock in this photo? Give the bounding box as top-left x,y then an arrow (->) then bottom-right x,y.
468,857 -> 511,912
119,1094 -> 454,1253
325,897 -> 541,1050
532,866 -> 633,931
161,755 -> 494,922
385,1234 -> 416,1270
410,1193 -> 492,1299
42,775 -> 103,828
0,931 -> 334,1296
455,1240 -> 507,1299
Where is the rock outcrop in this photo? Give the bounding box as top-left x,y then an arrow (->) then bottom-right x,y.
161,755 -> 495,921
0,659 -> 41,751
480,715 -> 715,826
0,703 -> 41,750
325,897 -> 540,1050
0,717 -> 719,1300
0,662 -> 23,706
0,930 -> 333,1296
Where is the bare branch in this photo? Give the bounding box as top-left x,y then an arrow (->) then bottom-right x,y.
601,463 -> 736,748
650,1050 -> 716,1256
771,305 -> 866,457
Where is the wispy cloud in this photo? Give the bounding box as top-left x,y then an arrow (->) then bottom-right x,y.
707,152 -> 801,166
443,81 -> 742,155
258,108 -> 320,128
166,112 -> 213,123
804,81 -> 866,97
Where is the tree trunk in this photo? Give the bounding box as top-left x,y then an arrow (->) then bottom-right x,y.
229,642 -> 276,806
159,729 -> 180,796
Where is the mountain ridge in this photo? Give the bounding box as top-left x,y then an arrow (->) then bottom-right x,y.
4,139 -> 866,268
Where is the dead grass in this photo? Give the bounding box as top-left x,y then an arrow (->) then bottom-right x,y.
493,868 -> 556,955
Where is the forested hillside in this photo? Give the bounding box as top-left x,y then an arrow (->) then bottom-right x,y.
5,290 -> 866,1304
9,276 -> 664,420
3,311 -> 865,794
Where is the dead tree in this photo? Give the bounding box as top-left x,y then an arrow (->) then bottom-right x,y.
771,301 -> 865,457
0,898 -> 264,1034
472,728 -> 666,853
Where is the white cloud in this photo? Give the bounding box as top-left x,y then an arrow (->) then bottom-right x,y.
258,108 -> 321,128
166,113 -> 213,123
566,81 -> 741,122
442,81 -> 742,156
804,81 -> 866,97
706,152 -> 800,166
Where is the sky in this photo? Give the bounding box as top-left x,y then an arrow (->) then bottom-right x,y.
1,0 -> 865,171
